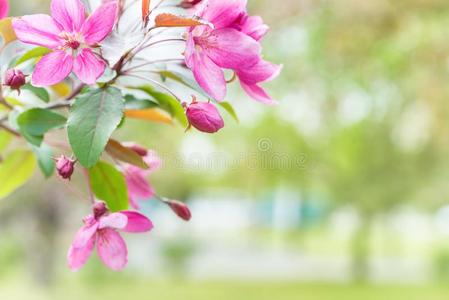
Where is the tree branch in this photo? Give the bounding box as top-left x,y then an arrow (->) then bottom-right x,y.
0,123 -> 20,137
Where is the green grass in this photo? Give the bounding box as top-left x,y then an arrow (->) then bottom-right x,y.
2,278 -> 449,300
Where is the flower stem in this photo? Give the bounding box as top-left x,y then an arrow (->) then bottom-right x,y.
138,38 -> 186,52
123,58 -> 184,73
82,168 -> 95,204
0,123 -> 20,137
154,194 -> 169,204
123,73 -> 183,103
66,83 -> 86,100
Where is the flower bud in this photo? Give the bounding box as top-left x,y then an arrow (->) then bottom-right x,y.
186,101 -> 224,133
123,142 -> 148,157
56,155 -> 76,180
167,200 -> 192,221
93,201 -> 108,219
180,0 -> 202,9
4,69 -> 26,91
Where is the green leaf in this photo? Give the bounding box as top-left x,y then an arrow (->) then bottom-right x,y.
17,108 -> 67,135
158,70 -> 210,98
218,102 -> 239,123
124,94 -> 158,110
157,64 -> 210,98
135,85 -> 188,127
0,130 -> 13,153
0,150 -> 36,199
88,161 -> 128,212
17,108 -> 67,146
21,84 -> 50,103
32,143 -> 55,178
67,87 -> 124,167
21,132 -> 43,147
15,47 -> 51,66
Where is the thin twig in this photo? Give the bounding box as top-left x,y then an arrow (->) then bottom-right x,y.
151,0 -> 168,15
123,58 -> 184,73
123,73 -> 183,103
82,168 -> 95,204
66,83 -> 86,100
0,83 -> 13,110
138,38 -> 185,52
0,98 -> 12,110
45,100 -> 73,110
0,123 -> 20,137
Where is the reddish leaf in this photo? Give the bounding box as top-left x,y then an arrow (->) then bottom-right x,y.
105,139 -> 149,169
155,13 -> 210,28
124,108 -> 173,124
142,0 -> 151,25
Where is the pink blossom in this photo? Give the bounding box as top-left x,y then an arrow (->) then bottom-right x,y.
0,0 -> 8,19
233,13 -> 281,105
67,201 -> 153,271
12,0 -> 118,86
124,150 -> 161,210
184,0 -> 261,101
186,100 -> 224,133
185,0 -> 280,104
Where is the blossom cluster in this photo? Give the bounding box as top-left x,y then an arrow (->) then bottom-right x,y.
0,0 -> 279,271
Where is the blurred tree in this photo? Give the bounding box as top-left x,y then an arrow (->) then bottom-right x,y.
321,120 -> 440,281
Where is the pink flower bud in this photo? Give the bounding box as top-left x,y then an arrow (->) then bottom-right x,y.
4,69 -> 25,91
93,201 -> 108,219
56,155 -> 76,180
186,101 -> 224,133
167,200 -> 192,221
122,142 -> 148,157
180,0 -> 202,9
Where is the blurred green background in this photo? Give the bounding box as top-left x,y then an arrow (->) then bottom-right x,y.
3,0 -> 449,299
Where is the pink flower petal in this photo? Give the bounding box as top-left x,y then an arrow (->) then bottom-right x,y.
72,222 -> 99,248
186,47 -> 226,101
125,167 -> 155,209
240,15 -> 269,41
237,60 -> 282,85
184,34 -> 196,69
31,50 -> 73,86
12,14 -> 62,49
97,228 -> 128,271
99,213 -> 128,230
51,0 -> 86,32
199,0 -> 247,29
73,48 -> 106,84
129,195 -> 140,210
120,211 -> 154,233
0,0 -> 9,19
81,2 -> 117,45
240,82 -> 277,105
202,28 -> 260,70
67,233 -> 96,271
143,151 -> 161,173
